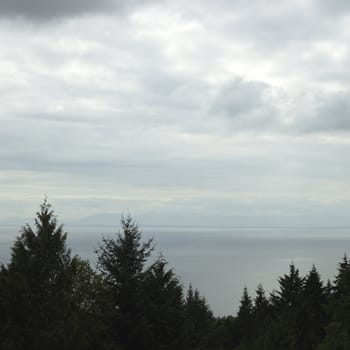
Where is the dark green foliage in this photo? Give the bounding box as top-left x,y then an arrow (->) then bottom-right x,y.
0,200 -> 107,350
208,316 -> 236,350
301,265 -> 326,350
96,216 -> 188,350
317,256 -> 350,349
67,257 -> 116,349
334,254 -> 350,296
0,200 -> 73,349
249,284 -> 272,347
274,263 -> 305,309
317,322 -> 350,350
235,265 -> 327,350
185,284 -> 213,349
142,256 -> 185,350
96,214 -> 153,350
253,284 -> 270,321
236,287 -> 253,342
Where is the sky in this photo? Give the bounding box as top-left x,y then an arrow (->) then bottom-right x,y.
2,0 -> 350,227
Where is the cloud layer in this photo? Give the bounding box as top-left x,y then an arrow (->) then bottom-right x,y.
1,0 -> 350,228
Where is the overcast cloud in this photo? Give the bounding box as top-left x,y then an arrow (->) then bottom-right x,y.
1,0 -> 350,230
0,0 -> 146,20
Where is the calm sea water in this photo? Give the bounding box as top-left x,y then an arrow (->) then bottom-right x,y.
1,225 -> 350,316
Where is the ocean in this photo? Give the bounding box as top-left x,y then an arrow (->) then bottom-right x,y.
1,224 -> 349,316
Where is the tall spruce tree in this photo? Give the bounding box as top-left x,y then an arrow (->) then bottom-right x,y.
185,284 -> 213,349
142,256 -> 185,350
318,255 -> 350,350
0,200 -> 101,350
301,265 -> 326,350
275,263 -> 304,309
96,215 -> 153,350
334,254 -> 350,296
236,287 -> 253,343
253,284 -> 270,322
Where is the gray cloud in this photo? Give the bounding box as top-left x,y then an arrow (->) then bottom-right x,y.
210,79 -> 279,130
210,79 -> 350,134
318,0 -> 350,15
299,92 -> 350,133
0,0 -> 154,21
0,0 -> 113,20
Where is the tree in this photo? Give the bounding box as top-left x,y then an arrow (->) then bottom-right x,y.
274,263 -> 304,310
0,199 -> 101,350
66,257 -> 116,350
96,214 -> 153,350
142,256 -> 185,350
318,255 -> 350,350
334,254 -> 350,296
253,284 -> 270,322
301,265 -> 326,350
236,287 -> 253,342
257,264 -> 306,350
185,284 -> 214,349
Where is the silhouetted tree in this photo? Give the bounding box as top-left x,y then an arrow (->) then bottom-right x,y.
275,263 -> 305,309
253,283 -> 270,322
96,214 -> 153,350
334,254 -> 350,296
235,287 -> 253,343
142,256 -> 185,350
300,265 -> 326,350
185,284 -> 213,349
0,200 -> 104,350
317,255 -> 350,350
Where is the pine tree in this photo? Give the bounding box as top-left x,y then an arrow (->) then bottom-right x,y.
275,263 -> 304,309
318,255 -> 350,350
142,256 -> 185,350
0,200 -> 100,350
236,287 -> 253,342
301,265 -> 326,350
96,214 -> 153,350
253,284 -> 270,321
334,254 -> 350,296
304,265 -> 325,309
185,284 -> 213,349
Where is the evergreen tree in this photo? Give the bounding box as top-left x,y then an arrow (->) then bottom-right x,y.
274,263 -> 304,309
0,200 -> 102,350
67,257 -> 116,350
253,284 -> 270,322
185,284 -> 213,349
334,254 -> 350,296
235,287 -> 253,343
301,265 -> 326,350
318,255 -> 350,350
142,256 -> 185,350
96,214 -> 153,350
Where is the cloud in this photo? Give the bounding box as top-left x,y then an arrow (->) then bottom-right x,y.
1,0 -> 350,232
299,92 -> 350,132
0,0 -> 154,21
210,80 -> 350,135
209,79 -> 279,131
317,0 -> 350,15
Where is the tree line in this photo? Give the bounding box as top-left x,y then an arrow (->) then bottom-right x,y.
0,200 -> 350,349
